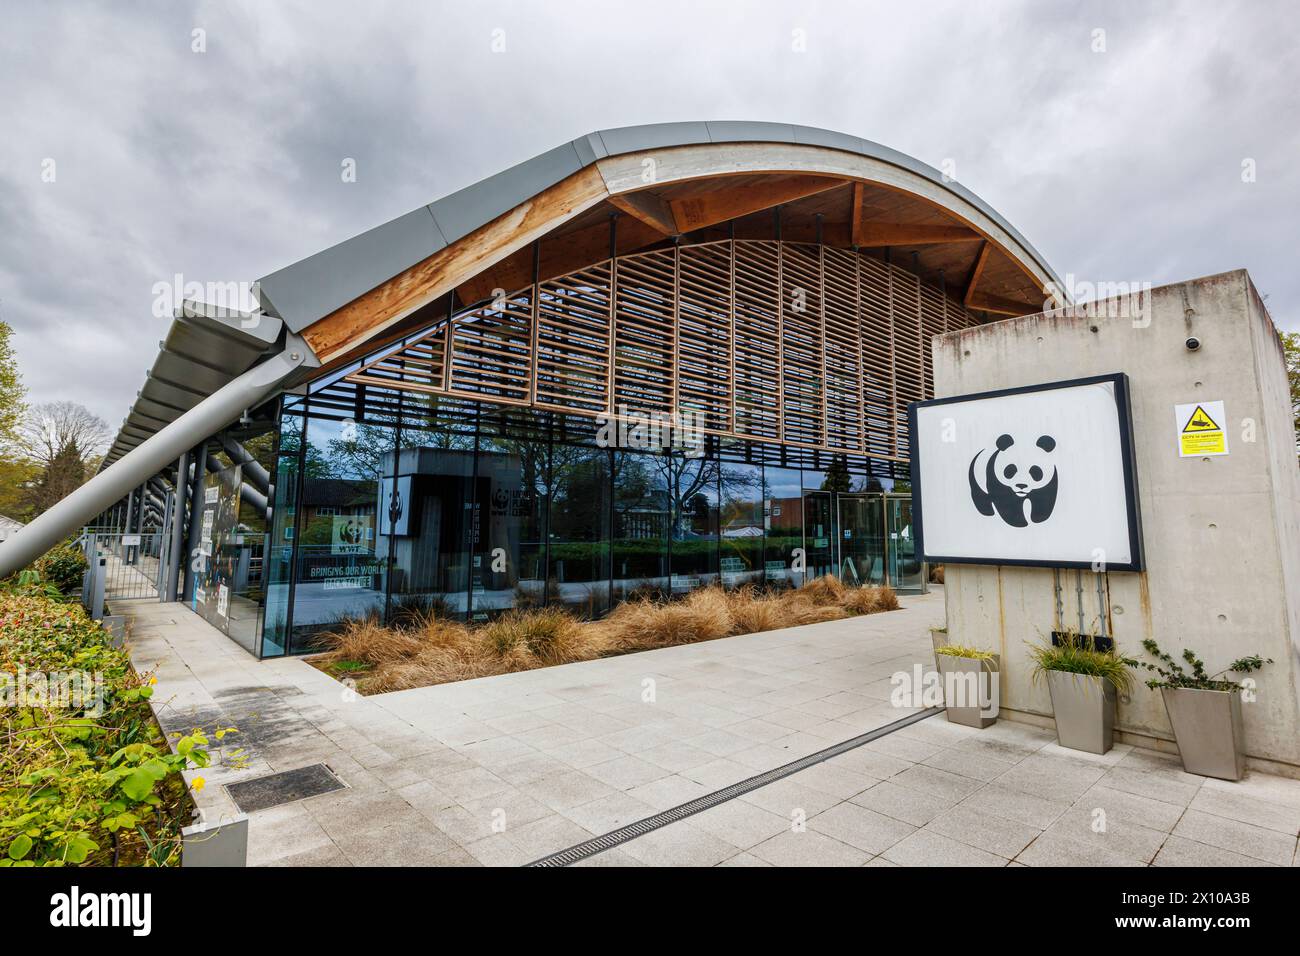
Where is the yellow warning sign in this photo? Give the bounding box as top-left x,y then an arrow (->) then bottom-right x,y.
1175,400 -> 1228,457
1182,405 -> 1220,432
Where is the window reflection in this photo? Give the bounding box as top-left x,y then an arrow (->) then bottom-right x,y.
547,444 -> 610,616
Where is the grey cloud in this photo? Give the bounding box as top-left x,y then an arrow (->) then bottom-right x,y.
1,0 -> 1296,428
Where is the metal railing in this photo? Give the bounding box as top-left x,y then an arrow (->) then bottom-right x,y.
79,531 -> 167,602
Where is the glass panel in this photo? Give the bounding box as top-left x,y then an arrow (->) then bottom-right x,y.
261,451 -> 296,656
669,456 -> 719,592
225,424 -> 273,654
548,444 -> 610,617
887,496 -> 926,591
802,491 -> 835,580
289,415 -> 393,653
472,434 -> 549,617
388,405 -> 475,622
762,466 -> 804,588
719,460 -> 764,588
838,495 -> 886,586
612,451 -> 670,602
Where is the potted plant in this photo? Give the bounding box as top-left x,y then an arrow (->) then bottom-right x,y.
1028,632 -> 1133,755
1129,639 -> 1273,781
929,625 -> 948,662
933,644 -> 999,728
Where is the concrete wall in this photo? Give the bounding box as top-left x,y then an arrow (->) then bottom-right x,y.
936,270 -> 1300,773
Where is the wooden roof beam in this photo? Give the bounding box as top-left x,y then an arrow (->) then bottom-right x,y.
850,182 -> 865,246
668,175 -> 844,233
966,289 -> 1038,316
963,241 -> 991,308
607,191 -> 679,236
853,223 -> 980,247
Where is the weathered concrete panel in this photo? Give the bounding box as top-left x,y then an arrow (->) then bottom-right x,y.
935,270 -> 1300,773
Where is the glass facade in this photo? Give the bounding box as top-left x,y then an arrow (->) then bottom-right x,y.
245,376 -> 925,657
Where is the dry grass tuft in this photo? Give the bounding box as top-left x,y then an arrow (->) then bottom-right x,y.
602,587 -> 735,650
840,584 -> 900,615
795,574 -> 849,607
314,576 -> 903,694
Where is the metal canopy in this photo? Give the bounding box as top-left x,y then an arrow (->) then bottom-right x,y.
101,303 -> 283,467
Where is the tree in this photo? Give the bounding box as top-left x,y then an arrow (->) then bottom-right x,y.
1282,331 -> 1299,459
0,319 -> 26,450
18,401 -> 108,517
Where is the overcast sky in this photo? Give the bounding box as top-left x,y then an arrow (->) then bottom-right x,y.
2,0 -> 1297,437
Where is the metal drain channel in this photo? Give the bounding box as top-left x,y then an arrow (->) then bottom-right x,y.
525,705 -> 944,867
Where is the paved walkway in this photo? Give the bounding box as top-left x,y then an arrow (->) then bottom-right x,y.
122,594 -> 1300,867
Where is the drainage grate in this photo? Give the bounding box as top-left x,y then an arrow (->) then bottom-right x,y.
225,763 -> 347,813
525,706 -> 944,866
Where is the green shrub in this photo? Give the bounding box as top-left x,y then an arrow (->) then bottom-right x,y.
0,592 -> 228,866
35,546 -> 88,597
1130,638 -> 1273,691
1027,632 -> 1134,692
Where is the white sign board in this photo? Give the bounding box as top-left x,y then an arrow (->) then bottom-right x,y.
909,373 -> 1143,571
378,475 -> 413,536
1174,400 -> 1228,457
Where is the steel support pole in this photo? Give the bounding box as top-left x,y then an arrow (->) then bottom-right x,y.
0,347 -> 312,577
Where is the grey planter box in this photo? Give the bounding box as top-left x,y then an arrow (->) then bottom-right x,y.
182,813 -> 249,867
930,627 -> 948,668
935,653 -> 999,728
1161,686 -> 1246,781
1046,670 -> 1116,755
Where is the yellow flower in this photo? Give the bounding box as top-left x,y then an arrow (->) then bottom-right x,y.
149,676 -> 157,685
191,777 -> 206,793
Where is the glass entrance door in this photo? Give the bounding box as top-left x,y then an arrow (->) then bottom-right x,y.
802,492 -> 835,582
886,495 -> 925,591
837,495 -> 886,586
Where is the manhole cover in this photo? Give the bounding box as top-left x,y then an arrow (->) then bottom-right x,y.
226,763 -> 347,813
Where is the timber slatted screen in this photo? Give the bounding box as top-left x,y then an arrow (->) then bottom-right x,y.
919,282 -> 947,401
448,288 -> 532,404
858,256 -> 896,458
676,241 -> 733,433
889,269 -> 923,459
779,243 -> 825,447
346,240 -> 978,461
348,318 -> 449,394
613,248 -> 676,418
732,241 -> 782,440
535,263 -> 612,414
823,245 -> 864,453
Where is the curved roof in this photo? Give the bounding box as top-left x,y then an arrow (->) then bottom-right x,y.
257,122 -> 1062,358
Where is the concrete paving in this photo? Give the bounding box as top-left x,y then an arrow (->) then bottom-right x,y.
121,593 -> 1300,867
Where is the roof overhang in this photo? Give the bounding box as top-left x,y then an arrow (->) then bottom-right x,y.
256,122 -> 1064,366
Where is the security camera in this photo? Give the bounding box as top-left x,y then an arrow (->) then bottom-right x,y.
1185,336 -> 1201,352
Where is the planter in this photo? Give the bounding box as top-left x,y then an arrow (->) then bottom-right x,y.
1046,670 -> 1116,755
930,627 -> 948,670
1161,686 -> 1246,781
935,653 -> 999,728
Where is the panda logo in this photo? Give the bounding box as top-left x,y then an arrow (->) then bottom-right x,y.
968,433 -> 1058,527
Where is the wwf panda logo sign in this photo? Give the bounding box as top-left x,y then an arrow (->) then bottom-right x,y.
909,374 -> 1144,571
969,433 -> 1058,527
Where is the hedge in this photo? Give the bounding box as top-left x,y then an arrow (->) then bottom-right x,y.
0,590 -> 219,866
